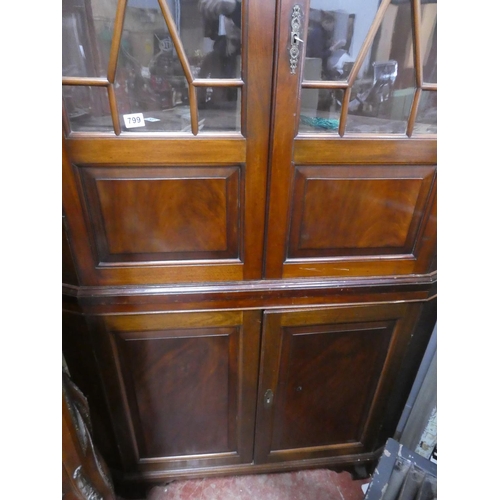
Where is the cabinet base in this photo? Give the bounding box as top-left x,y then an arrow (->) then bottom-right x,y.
113,450 -> 381,498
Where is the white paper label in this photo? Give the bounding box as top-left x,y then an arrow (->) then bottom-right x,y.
123,113 -> 145,128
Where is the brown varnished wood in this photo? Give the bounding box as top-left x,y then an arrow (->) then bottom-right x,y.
241,0 -> 276,279
294,138 -> 436,165
62,77 -> 109,86
62,0 -> 437,491
66,137 -> 246,164
64,137 -> 246,285
89,310 -> 261,473
67,275 -> 436,315
107,84 -> 121,135
63,0 -> 274,286
106,0 -> 127,84
279,164 -> 436,278
278,325 -> 392,418
254,302 -> 421,464
287,165 -> 435,258
264,0 -> 310,280
77,165 -> 241,263
406,0 -> 423,137
117,449 -> 379,485
116,327 -> 238,457
63,216 -> 79,286
266,157 -> 436,279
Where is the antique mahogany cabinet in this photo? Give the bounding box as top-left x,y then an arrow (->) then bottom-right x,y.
62,0 -> 437,495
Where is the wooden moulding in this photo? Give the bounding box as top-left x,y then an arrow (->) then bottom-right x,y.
63,273 -> 437,314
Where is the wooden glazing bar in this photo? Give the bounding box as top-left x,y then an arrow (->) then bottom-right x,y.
347,0 -> 392,87
422,83 -> 437,91
193,79 -> 244,87
406,0 -> 423,137
412,0 -> 423,88
188,85 -> 199,136
157,0 -> 194,84
301,81 -> 348,89
406,87 -> 422,138
338,87 -> 352,137
62,77 -> 109,86
107,0 -> 127,83
239,0 -> 248,138
157,0 -> 197,134
107,84 -> 122,135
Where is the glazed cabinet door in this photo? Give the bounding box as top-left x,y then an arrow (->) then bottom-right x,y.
88,310 -> 261,476
266,0 -> 437,279
62,0 -> 276,286
254,302 -> 422,464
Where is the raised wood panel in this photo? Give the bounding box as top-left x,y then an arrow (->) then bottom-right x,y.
288,165 -> 435,259
90,310 -> 262,472
78,165 -> 241,264
271,321 -> 393,450
114,327 -> 239,458
254,302 -> 421,464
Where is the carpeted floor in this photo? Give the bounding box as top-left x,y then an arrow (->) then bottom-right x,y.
120,469 -> 371,500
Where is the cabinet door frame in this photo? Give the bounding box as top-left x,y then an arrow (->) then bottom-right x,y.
264,0 -> 437,280
62,0 -> 276,286
254,302 -> 422,464
87,310 -> 262,475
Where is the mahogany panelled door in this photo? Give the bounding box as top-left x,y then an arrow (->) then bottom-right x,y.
265,0 -> 436,279
63,0 -> 276,285
87,310 -> 261,473
62,0 -> 436,285
254,302 -> 423,464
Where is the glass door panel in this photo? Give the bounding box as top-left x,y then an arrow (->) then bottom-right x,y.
345,0 -> 415,135
62,0 -> 275,286
294,0 -> 437,138
62,0 -> 244,135
265,0 -> 437,280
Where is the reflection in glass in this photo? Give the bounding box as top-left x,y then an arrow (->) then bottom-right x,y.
413,90 -> 437,134
63,86 -> 114,132
305,1 -> 378,83
114,1 -> 190,132
63,0 -> 243,133
197,0 -> 242,79
198,88 -> 241,132
421,2 -> 437,84
62,0 -> 118,77
346,0 -> 415,134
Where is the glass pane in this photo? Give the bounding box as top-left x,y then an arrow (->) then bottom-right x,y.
305,1 -> 379,82
62,0 -> 118,77
413,90 -> 437,134
63,86 -> 114,132
110,0 -> 242,133
192,0 -> 242,79
299,88 -> 341,134
198,87 -> 241,132
346,0 -> 415,134
115,0 -> 191,132
421,2 -> 437,84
